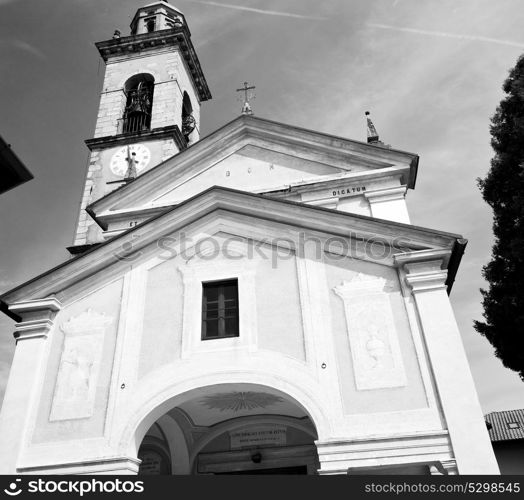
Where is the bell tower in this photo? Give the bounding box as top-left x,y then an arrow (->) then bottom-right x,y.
71,0 -> 211,251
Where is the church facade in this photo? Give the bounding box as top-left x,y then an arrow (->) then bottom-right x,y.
0,1 -> 499,475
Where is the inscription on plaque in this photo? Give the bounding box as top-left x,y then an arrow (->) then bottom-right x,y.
230,426 -> 287,450
332,186 -> 366,197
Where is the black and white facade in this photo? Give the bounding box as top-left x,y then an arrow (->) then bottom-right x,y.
0,1 -> 499,475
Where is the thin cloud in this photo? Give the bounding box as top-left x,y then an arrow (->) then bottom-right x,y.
367,23 -> 524,49
1,39 -> 46,59
186,0 -> 327,20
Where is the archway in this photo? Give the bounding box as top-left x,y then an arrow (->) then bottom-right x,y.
134,383 -> 320,475
121,73 -> 155,133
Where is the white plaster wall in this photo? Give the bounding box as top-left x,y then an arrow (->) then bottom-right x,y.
32,278 -> 124,444
138,259 -> 184,379
152,153 -> 338,206
9,220 -> 462,474
254,248 -> 305,361
136,236 -> 306,377
325,257 -> 428,415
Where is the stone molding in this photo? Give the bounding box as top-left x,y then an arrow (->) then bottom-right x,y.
17,456 -> 140,475
14,319 -> 55,341
95,26 -> 211,101
364,185 -> 407,204
405,270 -> 448,293
395,250 -> 452,294
85,124 -> 186,152
10,297 -> 62,341
316,431 -> 453,475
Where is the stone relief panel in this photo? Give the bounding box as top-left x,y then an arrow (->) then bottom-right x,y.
49,309 -> 113,421
333,273 -> 406,391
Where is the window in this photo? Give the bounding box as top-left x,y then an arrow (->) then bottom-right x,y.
202,279 -> 239,340
181,91 -> 196,143
508,422 -> 520,429
146,17 -> 156,32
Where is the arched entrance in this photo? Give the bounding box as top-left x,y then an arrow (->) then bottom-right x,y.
135,383 -> 320,475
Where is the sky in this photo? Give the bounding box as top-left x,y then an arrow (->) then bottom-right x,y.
0,0 -> 523,413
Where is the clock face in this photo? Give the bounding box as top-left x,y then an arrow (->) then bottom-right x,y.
110,144 -> 151,176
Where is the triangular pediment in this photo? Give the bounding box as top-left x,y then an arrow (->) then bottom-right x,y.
148,143 -> 349,206
89,115 -> 418,220
2,187 -> 461,312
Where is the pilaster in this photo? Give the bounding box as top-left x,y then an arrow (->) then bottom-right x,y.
0,297 -> 62,474
365,185 -> 410,223
395,250 -> 499,474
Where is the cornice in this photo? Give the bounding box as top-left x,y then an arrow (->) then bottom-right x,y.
0,187 -> 463,308
9,297 -> 62,314
394,249 -> 452,269
17,456 -> 141,474
9,297 -> 62,339
405,271 -> 449,293
91,169 -> 406,227
93,205 -> 169,232
260,170 -> 406,199
14,319 -> 55,341
87,115 -> 419,216
85,125 -> 186,151
95,26 -> 211,101
394,250 -> 453,294
365,185 -> 408,203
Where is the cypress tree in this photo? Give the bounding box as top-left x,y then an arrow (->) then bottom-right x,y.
475,54 -> 524,380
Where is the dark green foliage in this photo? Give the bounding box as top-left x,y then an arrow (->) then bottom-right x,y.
475,55 -> 524,380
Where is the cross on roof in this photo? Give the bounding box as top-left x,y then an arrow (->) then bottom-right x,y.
236,81 -> 256,115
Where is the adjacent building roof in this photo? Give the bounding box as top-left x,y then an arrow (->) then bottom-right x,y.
0,135 -> 33,195
485,409 -> 524,442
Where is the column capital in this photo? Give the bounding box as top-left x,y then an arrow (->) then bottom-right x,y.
394,249 -> 452,293
364,185 -> 407,204
9,297 -> 62,341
